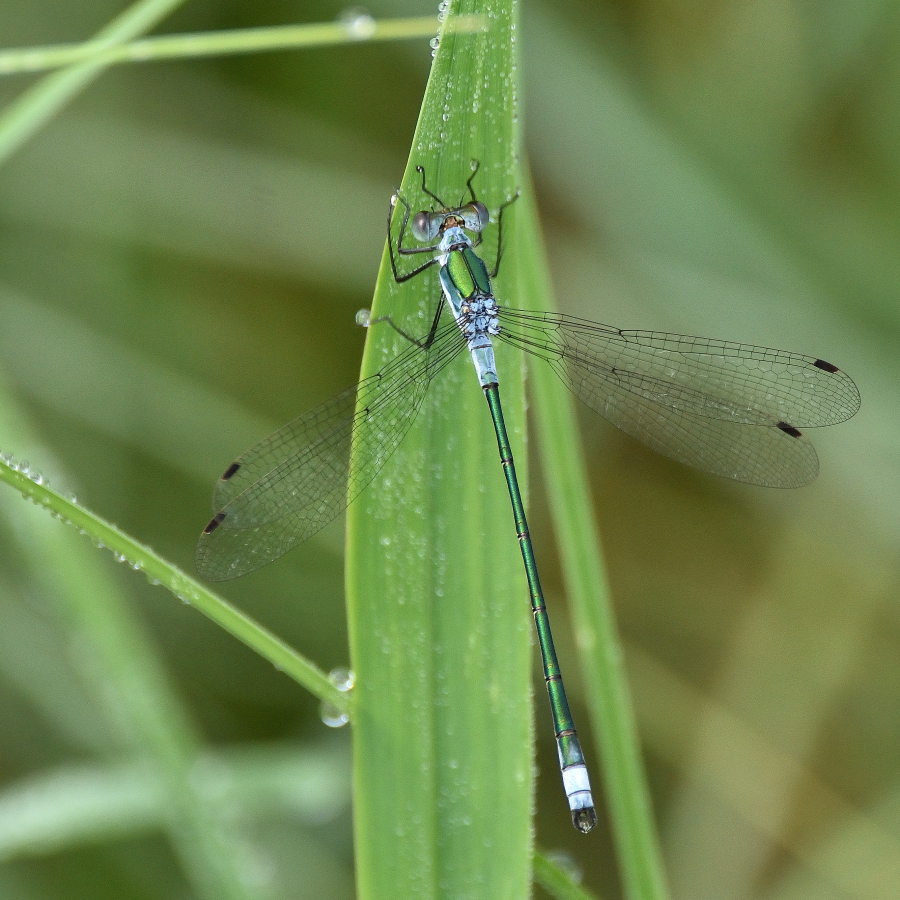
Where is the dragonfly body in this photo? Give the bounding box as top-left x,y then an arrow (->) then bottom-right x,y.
196,163 -> 859,833
407,194 -> 597,831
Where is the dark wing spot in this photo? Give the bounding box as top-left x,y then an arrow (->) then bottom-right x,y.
204,511 -> 227,534
813,359 -> 840,373
777,422 -> 803,438
222,462 -> 241,480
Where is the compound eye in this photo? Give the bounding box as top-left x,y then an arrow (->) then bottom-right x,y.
462,201 -> 490,232
411,211 -> 439,242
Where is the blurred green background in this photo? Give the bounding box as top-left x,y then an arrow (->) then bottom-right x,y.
0,1 -> 896,899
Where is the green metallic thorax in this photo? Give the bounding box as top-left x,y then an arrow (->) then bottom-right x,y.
446,246 -> 492,299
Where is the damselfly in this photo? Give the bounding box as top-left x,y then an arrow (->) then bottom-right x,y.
196,163 -> 860,833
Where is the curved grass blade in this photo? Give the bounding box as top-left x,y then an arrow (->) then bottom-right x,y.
0,455 -> 347,713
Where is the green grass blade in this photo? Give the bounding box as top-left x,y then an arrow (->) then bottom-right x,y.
0,0 -> 188,164
0,745 -> 349,861
345,1 -> 531,898
0,17 -> 481,75
0,457 -> 345,713
514,182 -> 670,899
0,385 -> 260,899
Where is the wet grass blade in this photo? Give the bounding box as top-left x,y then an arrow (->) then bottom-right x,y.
514,180 -> 670,900
345,1 -> 532,898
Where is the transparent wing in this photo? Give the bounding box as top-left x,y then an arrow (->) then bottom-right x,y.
497,309 -> 860,488
196,321 -> 467,581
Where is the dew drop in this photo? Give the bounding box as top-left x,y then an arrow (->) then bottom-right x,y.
328,667 -> 356,692
355,308 -> 372,327
339,7 -> 376,40
544,850 -> 583,884
320,702 -> 350,728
